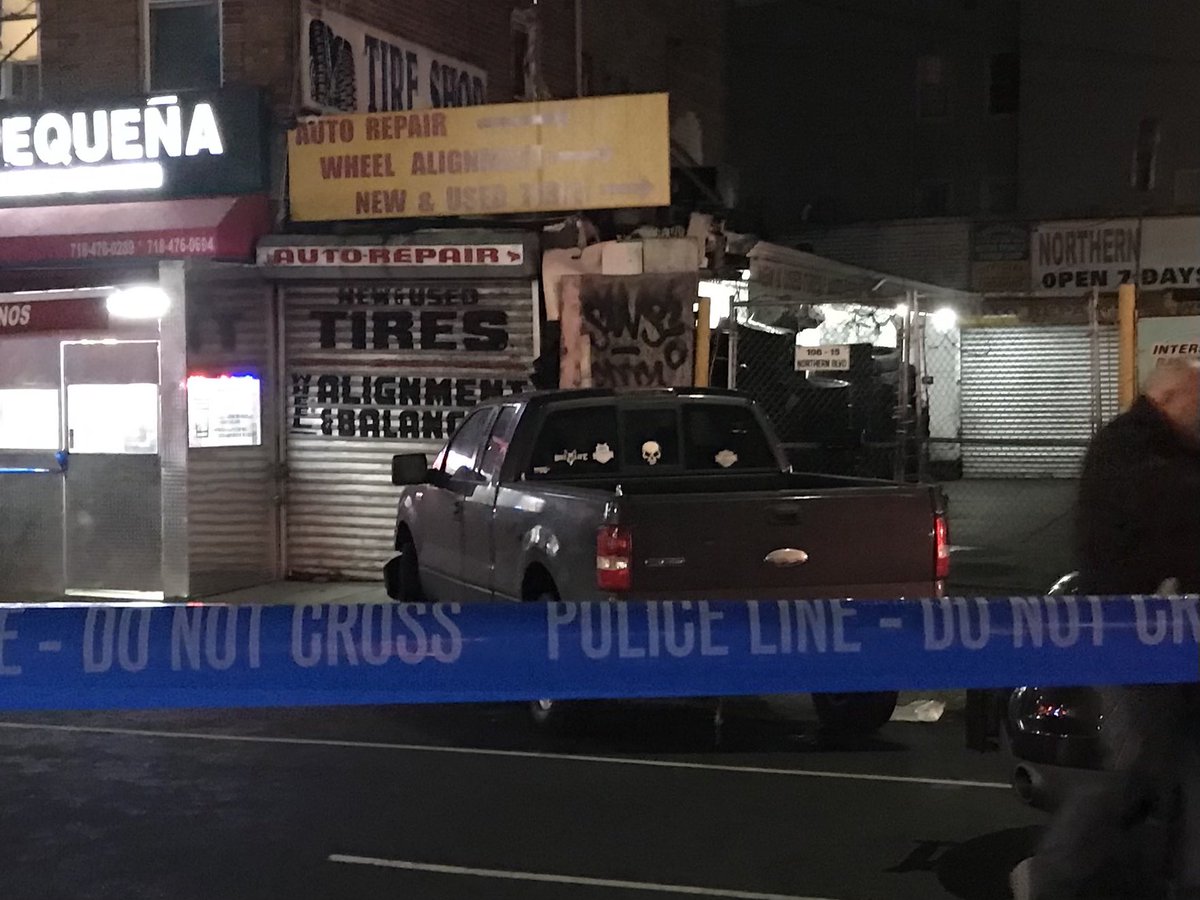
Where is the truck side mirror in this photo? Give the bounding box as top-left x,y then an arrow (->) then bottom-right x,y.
391,453 -> 429,486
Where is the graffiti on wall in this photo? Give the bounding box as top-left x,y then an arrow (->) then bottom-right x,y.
559,273 -> 697,389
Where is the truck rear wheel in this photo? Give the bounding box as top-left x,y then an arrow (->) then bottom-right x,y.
529,697 -> 585,733
524,585 -> 590,733
812,691 -> 898,734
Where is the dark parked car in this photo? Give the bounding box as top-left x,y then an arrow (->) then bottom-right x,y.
1007,682 -> 1104,809
982,573 -> 1105,810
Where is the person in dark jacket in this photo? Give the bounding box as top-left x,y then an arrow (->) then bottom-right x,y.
1076,360 -> 1200,596
1012,359 -> 1200,900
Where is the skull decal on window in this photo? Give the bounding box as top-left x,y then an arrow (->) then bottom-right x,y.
642,441 -> 662,465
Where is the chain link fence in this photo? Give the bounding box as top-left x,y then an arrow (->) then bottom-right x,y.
716,289 -> 1117,594
712,297 -> 921,482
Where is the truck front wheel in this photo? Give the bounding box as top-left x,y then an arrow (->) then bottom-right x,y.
383,536 -> 423,602
812,691 -> 898,734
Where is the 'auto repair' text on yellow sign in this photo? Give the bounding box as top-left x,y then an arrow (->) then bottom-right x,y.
287,93 -> 670,221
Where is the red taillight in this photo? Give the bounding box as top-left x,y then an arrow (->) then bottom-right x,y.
935,514 -> 950,580
597,525 -> 632,592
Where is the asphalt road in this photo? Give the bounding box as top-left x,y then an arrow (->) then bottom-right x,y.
0,699 -> 1041,900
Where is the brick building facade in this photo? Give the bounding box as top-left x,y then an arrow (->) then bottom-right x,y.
20,0 -> 730,227
35,0 -> 577,105
29,0 -> 726,168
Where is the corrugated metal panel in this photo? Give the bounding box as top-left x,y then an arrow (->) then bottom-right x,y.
187,278 -> 274,375
188,448 -> 277,587
185,275 -> 278,596
160,263 -> 189,599
790,219 -> 973,291
961,326 -> 1119,478
284,279 -> 537,580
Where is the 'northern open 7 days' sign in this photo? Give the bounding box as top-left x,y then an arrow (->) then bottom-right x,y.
286,94 -> 670,221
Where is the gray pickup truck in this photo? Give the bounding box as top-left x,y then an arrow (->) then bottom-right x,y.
385,388 -> 949,732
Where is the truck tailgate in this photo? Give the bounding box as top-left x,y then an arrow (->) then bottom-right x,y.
623,486 -> 939,599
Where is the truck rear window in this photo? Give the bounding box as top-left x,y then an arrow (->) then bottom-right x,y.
682,404 -> 777,470
527,406 -> 620,477
526,402 -> 777,479
622,408 -> 680,469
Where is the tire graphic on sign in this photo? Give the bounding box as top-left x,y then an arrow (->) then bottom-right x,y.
308,19 -> 357,112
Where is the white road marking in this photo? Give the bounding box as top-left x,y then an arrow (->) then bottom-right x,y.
328,854 -> 839,900
0,721 -> 1008,790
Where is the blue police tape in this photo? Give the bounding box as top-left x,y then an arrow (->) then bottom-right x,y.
0,595 -> 1195,710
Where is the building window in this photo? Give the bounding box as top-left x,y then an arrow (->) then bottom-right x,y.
917,181 -> 952,216
0,0 -> 41,103
1132,117 -> 1160,192
147,0 -> 221,92
988,52 -> 1019,115
917,55 -> 949,119
0,388 -> 58,451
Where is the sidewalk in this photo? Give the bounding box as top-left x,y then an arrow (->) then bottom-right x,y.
9,581 -> 391,605
201,580 -> 390,605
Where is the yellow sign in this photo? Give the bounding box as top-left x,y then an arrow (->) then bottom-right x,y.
287,93 -> 670,222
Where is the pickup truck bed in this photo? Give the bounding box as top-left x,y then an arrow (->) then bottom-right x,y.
523,472 -> 940,600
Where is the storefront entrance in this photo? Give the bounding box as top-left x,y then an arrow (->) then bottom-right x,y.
0,293 -> 162,600
258,233 -> 541,581
60,340 -> 163,597
0,268 -> 279,602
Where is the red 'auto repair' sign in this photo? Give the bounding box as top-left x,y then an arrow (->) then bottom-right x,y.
0,297 -> 108,335
256,243 -> 526,268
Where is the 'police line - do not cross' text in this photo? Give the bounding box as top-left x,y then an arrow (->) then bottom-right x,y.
0,597 -> 1194,710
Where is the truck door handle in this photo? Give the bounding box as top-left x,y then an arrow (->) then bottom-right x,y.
768,503 -> 801,525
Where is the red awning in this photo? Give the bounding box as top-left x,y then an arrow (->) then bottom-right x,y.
0,195 -> 271,266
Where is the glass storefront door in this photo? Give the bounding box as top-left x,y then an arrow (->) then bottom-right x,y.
61,340 -> 163,598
